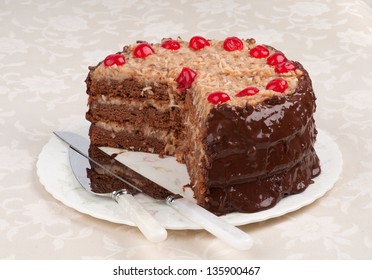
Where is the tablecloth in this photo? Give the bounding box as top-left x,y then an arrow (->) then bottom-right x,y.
1,0 -> 372,259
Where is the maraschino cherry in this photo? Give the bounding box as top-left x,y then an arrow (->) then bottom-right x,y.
161,39 -> 181,50
104,54 -> 126,67
223,36 -> 243,51
133,43 -> 155,58
266,78 -> 288,93
176,67 -> 197,92
189,36 -> 210,51
207,91 -> 230,104
275,61 -> 296,73
267,52 -> 287,66
236,87 -> 259,97
249,45 -> 270,58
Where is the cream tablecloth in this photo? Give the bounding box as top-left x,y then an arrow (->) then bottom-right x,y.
1,0 -> 372,259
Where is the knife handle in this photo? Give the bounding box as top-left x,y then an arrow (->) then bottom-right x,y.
167,197 -> 253,250
115,191 -> 167,243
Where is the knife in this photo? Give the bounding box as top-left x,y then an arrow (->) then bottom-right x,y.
54,131 -> 253,250
68,146 -> 167,243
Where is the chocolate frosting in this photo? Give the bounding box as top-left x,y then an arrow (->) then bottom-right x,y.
201,62 -> 321,215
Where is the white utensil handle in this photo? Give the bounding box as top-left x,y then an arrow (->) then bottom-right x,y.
116,193 -> 167,243
167,197 -> 253,250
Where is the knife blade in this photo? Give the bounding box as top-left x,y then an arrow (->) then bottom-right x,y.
54,131 -> 253,250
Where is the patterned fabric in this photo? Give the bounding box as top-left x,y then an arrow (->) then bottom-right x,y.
1,0 -> 372,259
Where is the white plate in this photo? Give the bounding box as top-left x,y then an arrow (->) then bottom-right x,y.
37,119 -> 342,230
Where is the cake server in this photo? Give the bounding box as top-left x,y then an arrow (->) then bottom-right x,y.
64,135 -> 168,243
54,131 -> 253,250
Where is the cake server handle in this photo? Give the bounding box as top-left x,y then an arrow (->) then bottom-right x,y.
166,196 -> 253,250
114,190 -> 168,243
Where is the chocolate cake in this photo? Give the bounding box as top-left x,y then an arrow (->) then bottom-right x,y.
85,36 -> 321,215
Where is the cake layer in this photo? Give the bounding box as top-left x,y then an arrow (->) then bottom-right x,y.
89,123 -> 182,157
87,76 -> 171,99
86,101 -> 182,129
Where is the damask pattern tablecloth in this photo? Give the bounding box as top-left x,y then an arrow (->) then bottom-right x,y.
1,0 -> 372,259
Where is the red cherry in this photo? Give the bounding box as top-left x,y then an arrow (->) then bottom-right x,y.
189,36 -> 210,51
267,52 -> 287,66
236,87 -> 259,97
104,54 -> 126,67
266,78 -> 288,93
161,39 -> 181,50
133,43 -> 155,58
207,91 -> 230,104
249,45 -> 270,58
275,61 -> 297,73
223,36 -> 243,51
176,67 -> 197,92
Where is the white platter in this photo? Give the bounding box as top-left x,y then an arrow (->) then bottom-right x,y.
37,119 -> 342,229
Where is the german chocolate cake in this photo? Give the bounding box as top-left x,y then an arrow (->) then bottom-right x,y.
85,36 -> 321,215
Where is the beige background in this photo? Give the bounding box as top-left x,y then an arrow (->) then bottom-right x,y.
1,0 -> 372,259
